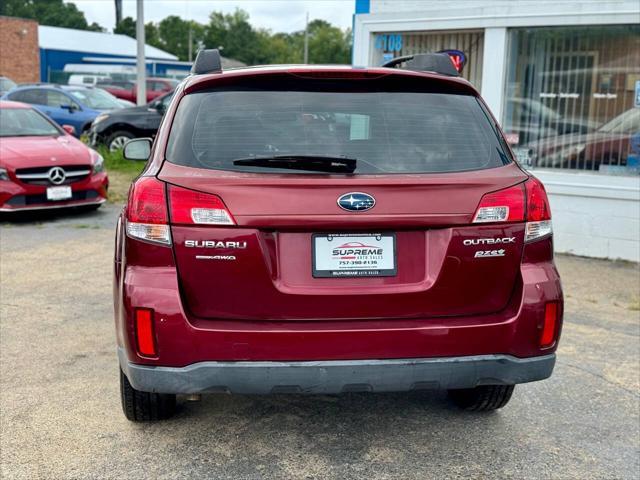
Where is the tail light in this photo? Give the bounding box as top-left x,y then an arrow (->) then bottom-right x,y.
473,176 -> 552,242
540,302 -> 559,348
524,177 -> 552,242
125,179 -> 236,245
168,185 -> 235,225
472,183 -> 525,223
134,308 -> 157,357
125,177 -> 171,245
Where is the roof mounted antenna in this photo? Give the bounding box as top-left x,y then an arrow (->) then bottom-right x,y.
191,48 -> 222,75
381,52 -> 462,77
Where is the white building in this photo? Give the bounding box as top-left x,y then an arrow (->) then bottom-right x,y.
353,0 -> 640,261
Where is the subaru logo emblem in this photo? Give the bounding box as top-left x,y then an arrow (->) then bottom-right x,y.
337,192 -> 375,212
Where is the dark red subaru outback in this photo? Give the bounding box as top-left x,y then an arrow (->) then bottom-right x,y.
114,50 -> 563,421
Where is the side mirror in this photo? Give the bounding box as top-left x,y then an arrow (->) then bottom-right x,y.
61,124 -> 76,136
123,138 -> 152,161
61,104 -> 78,113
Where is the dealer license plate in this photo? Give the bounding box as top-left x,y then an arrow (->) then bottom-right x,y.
312,233 -> 396,278
46,186 -> 72,201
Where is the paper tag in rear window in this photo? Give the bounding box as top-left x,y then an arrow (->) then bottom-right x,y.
312,233 -> 396,278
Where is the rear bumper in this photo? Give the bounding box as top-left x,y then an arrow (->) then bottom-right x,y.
119,347 -> 556,394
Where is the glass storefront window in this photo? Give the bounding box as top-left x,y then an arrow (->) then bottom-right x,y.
503,25 -> 640,174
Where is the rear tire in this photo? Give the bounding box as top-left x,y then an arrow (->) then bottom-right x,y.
120,369 -> 176,421
448,385 -> 515,411
107,130 -> 135,152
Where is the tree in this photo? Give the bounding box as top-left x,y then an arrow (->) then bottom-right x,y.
0,0 -> 104,31
306,20 -> 351,64
113,8 -> 352,66
113,17 -> 136,37
204,9 -> 271,65
157,16 -> 205,61
114,16 -> 162,51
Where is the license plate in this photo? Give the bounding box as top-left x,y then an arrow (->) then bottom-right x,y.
46,186 -> 72,201
312,233 -> 396,278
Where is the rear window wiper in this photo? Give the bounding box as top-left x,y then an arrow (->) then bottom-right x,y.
232,154 -> 357,173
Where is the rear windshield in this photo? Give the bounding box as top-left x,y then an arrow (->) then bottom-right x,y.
166,77 -> 512,174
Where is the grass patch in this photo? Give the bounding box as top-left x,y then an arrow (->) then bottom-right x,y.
96,146 -> 145,204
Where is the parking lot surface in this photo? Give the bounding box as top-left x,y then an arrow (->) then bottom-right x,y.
1,205 -> 639,479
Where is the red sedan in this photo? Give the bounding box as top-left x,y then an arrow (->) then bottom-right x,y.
97,77 -> 178,103
0,100 -> 108,212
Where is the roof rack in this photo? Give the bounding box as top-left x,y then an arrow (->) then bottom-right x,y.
381,52 -> 460,77
191,49 -> 222,75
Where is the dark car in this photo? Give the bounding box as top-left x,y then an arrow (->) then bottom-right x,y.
89,91 -> 173,151
115,50 -> 562,421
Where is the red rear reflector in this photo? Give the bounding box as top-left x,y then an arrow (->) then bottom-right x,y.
472,183 -> 525,223
135,308 -> 157,357
540,302 -> 558,348
169,185 -> 235,225
127,177 -> 168,224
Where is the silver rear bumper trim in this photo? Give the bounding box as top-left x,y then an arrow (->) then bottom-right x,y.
118,348 -> 556,395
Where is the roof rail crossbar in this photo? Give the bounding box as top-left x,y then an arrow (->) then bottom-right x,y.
381,53 -> 460,77
191,49 -> 222,75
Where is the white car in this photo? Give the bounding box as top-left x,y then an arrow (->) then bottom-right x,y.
67,74 -> 111,87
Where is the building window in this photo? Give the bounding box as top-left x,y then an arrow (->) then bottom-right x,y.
503,25 -> 640,174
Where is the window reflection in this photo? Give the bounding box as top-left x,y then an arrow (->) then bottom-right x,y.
504,26 -> 640,174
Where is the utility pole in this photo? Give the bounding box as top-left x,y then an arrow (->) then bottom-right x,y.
188,26 -> 193,62
114,0 -> 122,26
136,0 -> 146,106
303,12 -> 309,64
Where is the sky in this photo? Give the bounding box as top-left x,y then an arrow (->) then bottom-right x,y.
69,0 -> 355,33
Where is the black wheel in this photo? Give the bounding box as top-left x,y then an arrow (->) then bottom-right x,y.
120,369 -> 176,421
107,130 -> 135,152
448,385 -> 515,411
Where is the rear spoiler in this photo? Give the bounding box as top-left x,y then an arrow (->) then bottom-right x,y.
382,50 -> 467,77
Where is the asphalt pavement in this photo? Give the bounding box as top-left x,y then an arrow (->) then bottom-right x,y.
1,204 -> 639,479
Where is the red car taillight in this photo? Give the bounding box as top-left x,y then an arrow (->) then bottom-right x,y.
473,176 -> 552,243
125,177 -> 171,245
523,176 -> 553,242
472,183 -> 525,223
168,185 -> 235,226
125,179 -> 236,246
